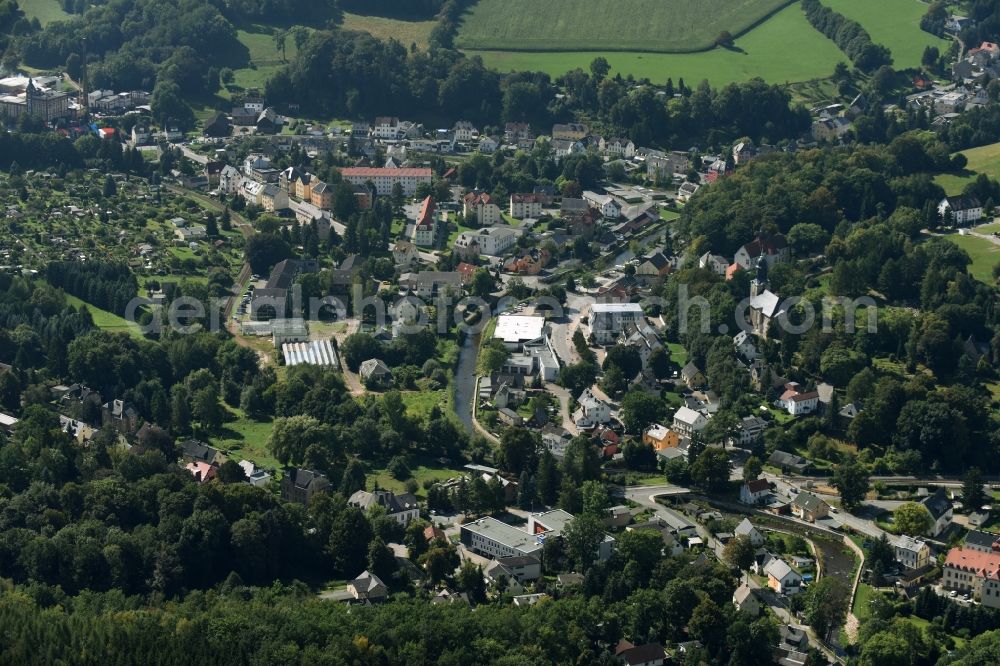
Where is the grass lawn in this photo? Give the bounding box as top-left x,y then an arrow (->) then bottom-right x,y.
63,293 -> 145,339
825,0 -> 950,69
943,233 -> 1000,283
213,407 -> 279,470
667,342 -> 688,367
400,389 -> 450,420
660,209 -> 681,223
935,141 -> 1000,194
464,3 -> 845,85
17,0 -> 70,26
456,0 -> 791,52
341,12 -> 436,50
368,463 -> 467,496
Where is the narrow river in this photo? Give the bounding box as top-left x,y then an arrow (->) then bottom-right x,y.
453,331 -> 480,434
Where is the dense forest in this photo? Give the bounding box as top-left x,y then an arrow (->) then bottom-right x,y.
664,133 -> 1000,475
46,261 -> 139,317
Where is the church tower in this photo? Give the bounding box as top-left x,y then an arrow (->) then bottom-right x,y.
750,253 -> 769,300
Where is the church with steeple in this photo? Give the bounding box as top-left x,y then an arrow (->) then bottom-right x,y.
748,254 -> 783,339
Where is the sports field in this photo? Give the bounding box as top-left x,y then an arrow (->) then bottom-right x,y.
825,0 -> 950,69
465,3 -> 844,84
455,0 -> 791,52
935,141 -> 1000,195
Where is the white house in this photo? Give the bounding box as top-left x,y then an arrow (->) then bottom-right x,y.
583,191 -> 622,219
453,227 -> 517,258
573,388 -> 612,429
777,384 -> 820,416
671,406 -> 708,437
895,535 -> 931,570
590,302 -> 644,344
600,137 -> 635,158
348,490 -> 420,525
509,193 -> 544,219
740,479 -> 771,506
698,252 -> 729,276
765,558 -> 803,596
371,116 -> 401,140
733,583 -> 760,615
452,120 -> 479,142
218,165 -> 241,194
732,416 -> 767,447
921,491 -> 954,537
938,195 -> 984,225
463,191 -> 504,226
735,517 -> 766,547
734,235 -> 790,270
733,330 -> 757,361
478,136 -> 499,153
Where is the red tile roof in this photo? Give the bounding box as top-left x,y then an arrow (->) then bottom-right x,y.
946,547 -> 1000,580
464,191 -> 493,206
416,196 -> 435,228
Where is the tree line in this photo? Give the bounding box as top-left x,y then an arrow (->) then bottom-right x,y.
45,261 -> 138,318
265,26 -> 812,149
802,0 -> 893,72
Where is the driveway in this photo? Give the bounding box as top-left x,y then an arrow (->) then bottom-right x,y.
544,382 -> 579,435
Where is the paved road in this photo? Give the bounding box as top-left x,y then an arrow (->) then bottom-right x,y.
548,292 -> 590,366
178,144 -> 208,165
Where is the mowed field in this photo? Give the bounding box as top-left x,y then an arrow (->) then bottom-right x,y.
466,3 -> 845,84
943,233 -> 1000,283
935,141 -> 1000,195
341,12 -> 436,50
17,0 -> 70,26
825,0 -> 950,69
456,0 -> 791,52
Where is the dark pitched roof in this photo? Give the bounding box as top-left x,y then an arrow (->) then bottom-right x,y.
181,439 -> 219,463
286,468 -> 330,491
745,478 -> 770,493
944,195 -> 982,211
966,529 -> 1000,550
498,555 -> 540,568
921,490 -> 952,520
793,492 -> 824,512
618,642 -> 666,666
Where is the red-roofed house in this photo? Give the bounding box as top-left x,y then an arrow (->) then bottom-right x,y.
424,525 -> 447,543
944,547 -> 1000,608
186,461 -> 218,484
98,127 -> 116,140
777,383 -> 820,416
734,233 -> 790,269
463,191 -> 502,225
412,196 -> 441,247
740,478 -> 771,505
456,262 -> 478,285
